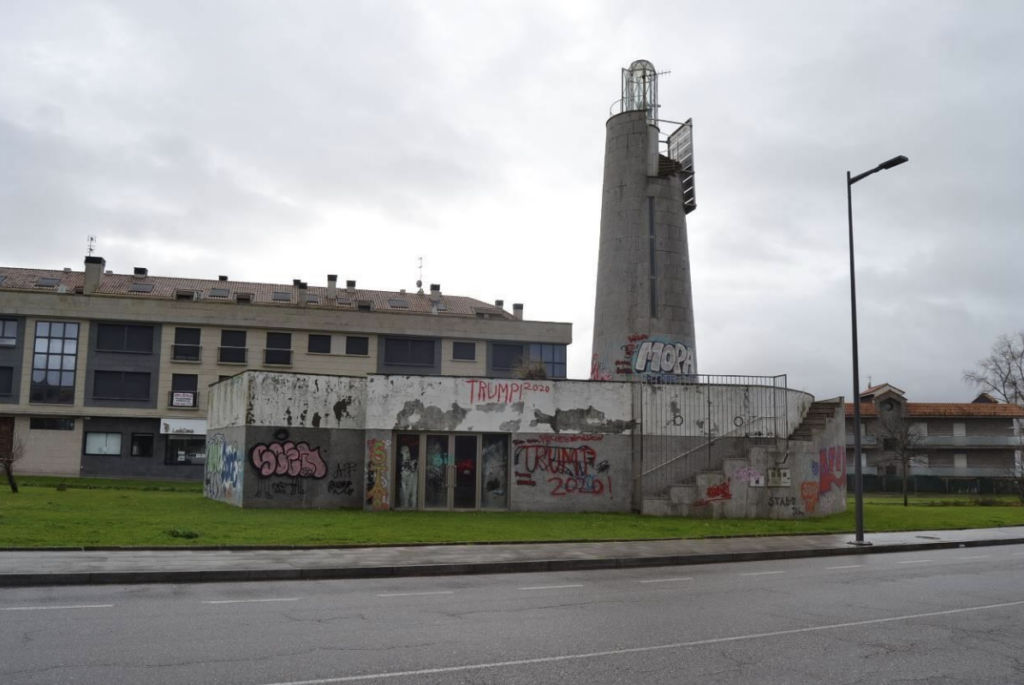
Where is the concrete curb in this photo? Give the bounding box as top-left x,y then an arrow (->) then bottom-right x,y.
4,536 -> 1024,588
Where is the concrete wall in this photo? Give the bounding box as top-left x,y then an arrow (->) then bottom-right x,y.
11,414 -> 81,476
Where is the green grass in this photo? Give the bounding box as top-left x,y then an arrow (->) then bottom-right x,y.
0,477 -> 1022,549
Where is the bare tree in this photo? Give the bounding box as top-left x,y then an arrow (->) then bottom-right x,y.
511,358 -> 548,380
876,413 -> 926,507
964,331 -> 1024,405
0,436 -> 25,494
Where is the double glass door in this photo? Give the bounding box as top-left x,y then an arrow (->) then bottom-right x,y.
394,433 -> 509,511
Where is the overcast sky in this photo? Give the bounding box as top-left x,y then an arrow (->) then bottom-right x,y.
2,1 -> 1021,401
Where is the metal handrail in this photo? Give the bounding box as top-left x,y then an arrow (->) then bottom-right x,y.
639,415 -> 778,479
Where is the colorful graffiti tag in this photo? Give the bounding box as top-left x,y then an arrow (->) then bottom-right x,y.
694,479 -> 732,506
814,446 -> 847,494
632,338 -> 696,376
800,481 -> 819,514
366,438 -> 390,511
205,434 -> 242,505
249,439 -> 327,499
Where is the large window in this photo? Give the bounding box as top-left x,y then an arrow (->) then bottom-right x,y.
96,323 -> 154,353
165,435 -> 206,465
384,338 -> 434,366
264,332 -> 292,365
131,434 -> 154,458
0,319 -> 16,347
530,344 -> 567,378
219,330 -> 247,364
94,371 -> 151,401
491,343 -> 523,370
30,417 -> 74,430
170,374 -> 199,407
173,328 -> 201,361
453,342 -> 476,361
0,366 -> 11,395
85,432 -> 122,456
346,336 -> 369,356
308,334 -> 331,354
30,321 -> 78,404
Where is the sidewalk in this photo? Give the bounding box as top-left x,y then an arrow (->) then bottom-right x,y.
3,527 -> 1024,587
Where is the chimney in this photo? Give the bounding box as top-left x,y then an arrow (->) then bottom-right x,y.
513,303 -> 523,320
327,274 -> 337,299
495,299 -> 504,309
297,281 -> 308,305
84,256 -> 105,294
346,279 -> 356,294
133,267 -> 148,277
429,283 -> 441,303
219,275 -> 228,281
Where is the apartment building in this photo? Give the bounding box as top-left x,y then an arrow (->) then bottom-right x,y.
845,383 -> 1024,493
0,256 -> 572,480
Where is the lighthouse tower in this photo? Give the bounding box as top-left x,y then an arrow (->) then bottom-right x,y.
590,60 -> 698,382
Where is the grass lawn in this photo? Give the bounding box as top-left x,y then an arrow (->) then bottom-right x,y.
1,476 -> 1022,549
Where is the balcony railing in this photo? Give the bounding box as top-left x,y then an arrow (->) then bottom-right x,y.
171,344 -> 202,362
168,391 -> 199,408
218,346 -> 247,364
264,349 -> 293,366
847,434 -> 1019,449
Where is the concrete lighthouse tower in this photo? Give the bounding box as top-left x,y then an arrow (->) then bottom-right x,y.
590,60 -> 698,382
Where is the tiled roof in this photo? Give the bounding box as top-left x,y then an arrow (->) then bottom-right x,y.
859,382 -> 905,397
0,266 -> 516,319
845,402 -> 1024,418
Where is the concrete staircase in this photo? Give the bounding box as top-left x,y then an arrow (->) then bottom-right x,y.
789,399 -> 843,441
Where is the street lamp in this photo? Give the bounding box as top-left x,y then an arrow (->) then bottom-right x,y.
847,154 -> 908,546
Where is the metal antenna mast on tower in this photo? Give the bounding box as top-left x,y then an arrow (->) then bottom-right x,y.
87,236 -> 97,256
416,257 -> 424,294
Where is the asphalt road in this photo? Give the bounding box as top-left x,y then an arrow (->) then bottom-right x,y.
2,544 -> 1024,685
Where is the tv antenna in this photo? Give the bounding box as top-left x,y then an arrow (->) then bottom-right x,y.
416,257 -> 424,294
87,235 -> 97,256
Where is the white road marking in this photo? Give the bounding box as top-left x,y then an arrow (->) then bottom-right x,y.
376,591 -> 455,598
638,577 -> 693,584
0,604 -> 114,612
739,571 -> 785,576
518,584 -> 584,591
958,555 -> 991,560
258,599 -> 1024,685
826,565 -> 864,570
897,560 -> 933,565
203,598 -> 300,605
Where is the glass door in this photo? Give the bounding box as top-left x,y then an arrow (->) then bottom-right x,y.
424,434 -> 449,510
395,434 -> 420,510
452,435 -> 478,509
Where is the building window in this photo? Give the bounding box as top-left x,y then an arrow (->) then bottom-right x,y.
0,319 -> 16,347
346,336 -> 369,356
131,434 -> 154,458
96,323 -> 154,354
530,344 -> 567,378
170,374 -> 199,407
165,435 -> 206,465
85,432 -> 122,456
0,366 -> 11,395
265,332 -> 292,365
491,343 -> 523,370
30,417 -> 74,430
954,453 -> 968,469
30,321 -> 78,404
272,291 -> 291,302
94,370 -> 151,401
383,338 -> 433,366
173,328 -> 201,361
219,330 -> 247,364
953,422 -> 966,437
911,422 -> 928,437
453,342 -> 476,361
308,334 -> 331,354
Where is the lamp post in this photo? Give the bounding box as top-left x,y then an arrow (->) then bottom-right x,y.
847,154 -> 908,546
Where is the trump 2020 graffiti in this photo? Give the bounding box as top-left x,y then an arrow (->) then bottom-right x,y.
632,338 -> 696,376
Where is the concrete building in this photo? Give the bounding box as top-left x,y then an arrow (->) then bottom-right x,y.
590,60 -> 698,382
845,383 -> 1024,493
0,257 -> 571,480
206,371 -> 848,519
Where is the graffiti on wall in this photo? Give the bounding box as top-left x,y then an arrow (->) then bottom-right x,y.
813,446 -> 847,495
466,379 -> 551,405
734,466 -> 764,486
694,479 -> 732,507
632,338 -> 696,377
800,481 -> 819,514
366,438 -> 390,511
250,437 -> 327,499
512,438 -> 612,498
590,353 -> 613,381
328,461 -> 358,497
205,434 -> 242,504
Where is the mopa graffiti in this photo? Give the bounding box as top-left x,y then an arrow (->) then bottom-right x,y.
366,438 -> 390,511
632,339 -> 696,376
